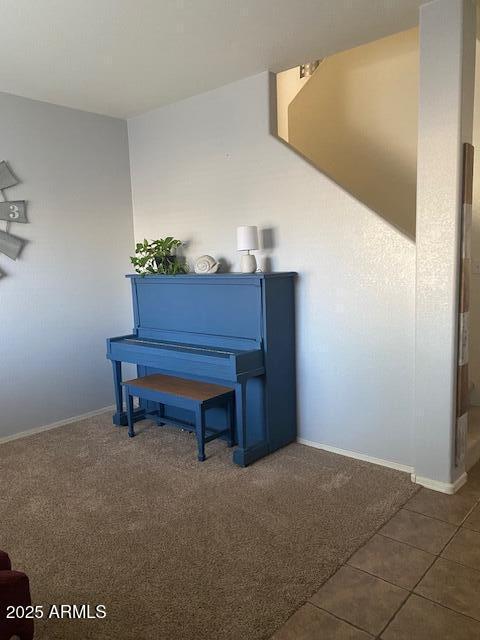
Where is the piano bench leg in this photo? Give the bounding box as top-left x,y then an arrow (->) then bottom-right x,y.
156,402 -> 166,426
127,392 -> 135,438
195,405 -> 206,462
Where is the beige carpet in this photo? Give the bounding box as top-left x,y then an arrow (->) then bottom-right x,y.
0,413 -> 417,640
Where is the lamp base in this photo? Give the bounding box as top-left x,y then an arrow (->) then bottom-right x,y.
240,253 -> 257,273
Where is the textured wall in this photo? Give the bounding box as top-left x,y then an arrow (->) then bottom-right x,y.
0,92 -> 134,438
469,44 -> 480,407
128,72 -> 416,467
287,28 -> 418,239
415,0 -> 476,486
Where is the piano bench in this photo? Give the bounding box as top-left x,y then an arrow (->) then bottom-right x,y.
122,374 -> 235,462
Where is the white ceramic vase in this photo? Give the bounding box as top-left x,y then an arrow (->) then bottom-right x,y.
240,253 -> 257,273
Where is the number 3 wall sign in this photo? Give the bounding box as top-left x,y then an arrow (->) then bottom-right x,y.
0,161 -> 28,263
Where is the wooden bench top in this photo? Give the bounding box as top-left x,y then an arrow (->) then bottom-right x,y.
123,374 -> 234,402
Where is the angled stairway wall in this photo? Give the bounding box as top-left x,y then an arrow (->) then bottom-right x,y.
277,28 -> 418,239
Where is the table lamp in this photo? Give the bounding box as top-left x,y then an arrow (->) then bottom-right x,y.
237,225 -> 259,273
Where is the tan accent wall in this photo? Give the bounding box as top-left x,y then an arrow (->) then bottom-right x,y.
286,28 -> 418,238
276,67 -> 307,143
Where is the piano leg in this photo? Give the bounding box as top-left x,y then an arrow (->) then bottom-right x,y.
232,381 -> 247,465
111,359 -> 145,426
232,377 -> 270,467
226,396 -> 235,447
111,360 -> 127,426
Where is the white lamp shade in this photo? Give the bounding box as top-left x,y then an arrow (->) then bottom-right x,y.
237,225 -> 259,251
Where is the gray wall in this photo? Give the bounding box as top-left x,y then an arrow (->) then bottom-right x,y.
0,92 -> 134,438
128,72 -> 416,468
414,0 -> 476,486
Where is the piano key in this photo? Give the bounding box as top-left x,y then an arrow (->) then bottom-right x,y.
124,337 -> 239,356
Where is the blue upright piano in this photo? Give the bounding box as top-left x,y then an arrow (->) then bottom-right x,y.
106,273 -> 297,466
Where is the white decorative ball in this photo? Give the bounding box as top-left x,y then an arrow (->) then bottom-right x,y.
194,255 -> 219,274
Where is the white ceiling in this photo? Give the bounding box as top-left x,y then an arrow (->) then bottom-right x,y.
0,0 -> 423,119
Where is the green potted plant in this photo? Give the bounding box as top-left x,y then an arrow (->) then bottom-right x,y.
130,237 -> 189,275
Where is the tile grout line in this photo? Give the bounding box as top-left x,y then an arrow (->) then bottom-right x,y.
412,591 -> 480,626
403,502 -> 479,527
376,531 -> 453,556
402,498 -> 480,527
343,563 -> 414,591
308,602 -> 377,638
433,553 -> 480,575
375,592 -> 414,640
401,505 -> 461,525
460,500 -> 480,524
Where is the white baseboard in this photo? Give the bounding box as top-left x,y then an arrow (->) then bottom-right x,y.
297,438 -> 469,494
297,437 -> 414,474
410,471 -> 467,495
0,405 -> 115,445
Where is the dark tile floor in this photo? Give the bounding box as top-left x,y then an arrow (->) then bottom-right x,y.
271,461 -> 480,639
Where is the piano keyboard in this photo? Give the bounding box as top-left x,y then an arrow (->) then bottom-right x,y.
124,337 -> 237,356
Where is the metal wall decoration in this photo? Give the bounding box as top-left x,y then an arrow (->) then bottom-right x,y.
455,142 -> 474,467
0,161 -> 28,265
